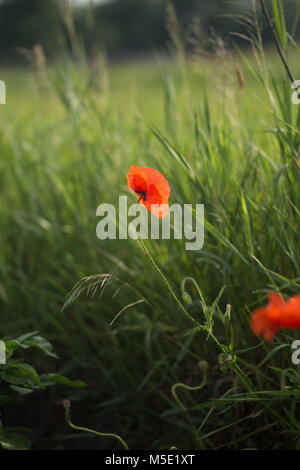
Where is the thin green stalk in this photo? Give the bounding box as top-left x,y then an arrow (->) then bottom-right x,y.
139,238 -> 256,393
171,361 -> 208,450
138,238 -> 199,326
63,400 -> 129,450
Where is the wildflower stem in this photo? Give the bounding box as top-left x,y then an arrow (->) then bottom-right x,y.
171,362 -> 207,450
63,400 -> 129,450
137,192 -> 144,204
138,239 -> 199,326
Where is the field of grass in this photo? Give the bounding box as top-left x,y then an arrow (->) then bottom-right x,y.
1,15 -> 300,449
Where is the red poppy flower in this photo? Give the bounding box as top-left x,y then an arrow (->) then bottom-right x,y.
251,292 -> 300,341
127,165 -> 170,219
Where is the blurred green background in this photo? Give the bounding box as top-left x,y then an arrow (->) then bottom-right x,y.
0,0 -> 298,63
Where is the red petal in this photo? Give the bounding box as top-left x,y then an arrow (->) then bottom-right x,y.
143,184 -> 169,218
127,166 -> 148,193
142,167 -> 170,199
268,292 -> 284,307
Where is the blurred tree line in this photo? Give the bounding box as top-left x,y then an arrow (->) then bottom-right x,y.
0,0 -> 298,63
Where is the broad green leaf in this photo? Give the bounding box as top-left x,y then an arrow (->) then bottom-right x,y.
40,373 -> 85,388
4,340 -> 29,359
1,363 -> 43,388
9,385 -> 34,395
24,336 -> 59,359
17,331 -> 39,343
0,432 -> 31,450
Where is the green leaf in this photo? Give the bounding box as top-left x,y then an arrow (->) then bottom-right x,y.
272,0 -> 287,50
9,385 -> 34,395
209,286 -> 226,319
1,363 -> 43,388
0,432 -> 31,450
240,191 -> 254,255
17,331 -> 39,343
184,325 -> 203,336
151,125 -> 197,182
39,373 -> 85,388
256,344 -> 290,368
24,336 -> 59,359
4,340 -> 29,359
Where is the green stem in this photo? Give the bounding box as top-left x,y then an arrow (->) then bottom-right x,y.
171,361 -> 207,450
138,239 -> 199,326
63,400 -> 129,450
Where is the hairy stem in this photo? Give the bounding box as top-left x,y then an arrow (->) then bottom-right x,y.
63,400 -> 129,450
138,239 -> 199,326
171,361 -> 208,450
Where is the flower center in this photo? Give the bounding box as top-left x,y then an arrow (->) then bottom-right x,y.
135,190 -> 147,202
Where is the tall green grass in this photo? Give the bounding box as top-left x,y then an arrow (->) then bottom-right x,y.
1,0 -> 300,449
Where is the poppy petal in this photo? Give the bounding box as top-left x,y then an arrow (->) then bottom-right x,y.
126,165 -> 170,218
251,292 -> 300,341
127,165 -> 148,193
143,184 -> 169,218
142,167 -> 170,199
